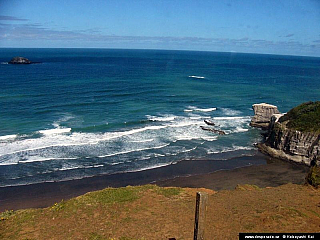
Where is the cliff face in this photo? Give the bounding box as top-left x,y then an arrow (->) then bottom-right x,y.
259,118 -> 320,166
256,102 -> 320,166
250,103 -> 280,129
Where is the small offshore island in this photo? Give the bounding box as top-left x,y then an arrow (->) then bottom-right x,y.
8,56 -> 40,64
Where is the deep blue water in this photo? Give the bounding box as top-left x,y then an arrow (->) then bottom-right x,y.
0,48 -> 319,187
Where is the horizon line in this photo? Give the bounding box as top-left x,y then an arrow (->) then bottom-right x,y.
1,47 -> 319,59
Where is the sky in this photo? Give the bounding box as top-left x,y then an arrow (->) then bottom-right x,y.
0,0 -> 320,56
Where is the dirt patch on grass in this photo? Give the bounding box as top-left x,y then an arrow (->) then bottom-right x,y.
1,184 -> 319,240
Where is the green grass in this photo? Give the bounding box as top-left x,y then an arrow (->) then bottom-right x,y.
235,184 -> 261,191
76,185 -> 183,206
0,185 -> 183,240
279,101 -> 320,133
154,187 -> 182,197
76,185 -> 182,206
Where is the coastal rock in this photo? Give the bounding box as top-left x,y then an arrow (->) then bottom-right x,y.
257,102 -> 320,166
200,126 -> 226,135
8,57 -> 32,64
250,103 -> 280,129
204,119 -> 215,126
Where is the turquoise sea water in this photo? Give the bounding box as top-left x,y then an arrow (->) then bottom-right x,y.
0,48 -> 319,187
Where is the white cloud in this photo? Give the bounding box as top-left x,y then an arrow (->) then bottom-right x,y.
1,16 -> 319,57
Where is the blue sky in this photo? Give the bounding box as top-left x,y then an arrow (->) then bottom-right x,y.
1,0 -> 320,56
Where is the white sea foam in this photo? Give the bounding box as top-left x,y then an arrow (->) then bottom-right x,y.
0,111 -> 253,165
195,107 -> 217,112
188,75 -> 205,79
207,146 -> 253,154
109,162 -> 124,166
176,136 -> 198,141
154,153 -> 165,157
189,116 -> 202,120
0,125 -> 168,159
0,161 -> 18,166
84,164 -> 104,169
129,162 -> 172,173
220,108 -> 242,116
201,136 -> 218,141
96,143 -> 170,158
212,116 -> 248,120
0,134 -> 17,141
18,157 -> 78,164
181,146 -> 197,153
147,115 -> 175,122
59,166 -> 81,171
169,121 -> 202,128
39,128 -> 72,135
189,116 -> 211,120
130,139 -> 154,143
104,125 -> 168,141
184,106 -> 216,112
234,127 -> 249,133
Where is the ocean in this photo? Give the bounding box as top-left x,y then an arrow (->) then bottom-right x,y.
0,48 -> 319,187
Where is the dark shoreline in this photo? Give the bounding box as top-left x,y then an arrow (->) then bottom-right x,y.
0,152 -> 309,212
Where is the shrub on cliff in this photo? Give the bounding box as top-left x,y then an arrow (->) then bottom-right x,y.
279,101 -> 320,133
306,166 -> 320,188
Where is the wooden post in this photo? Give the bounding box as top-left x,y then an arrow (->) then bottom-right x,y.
194,192 -> 208,240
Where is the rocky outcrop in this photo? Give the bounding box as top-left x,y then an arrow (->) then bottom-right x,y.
200,126 -> 225,135
250,103 -> 280,129
8,57 -> 32,64
204,119 -> 215,126
256,102 -> 320,166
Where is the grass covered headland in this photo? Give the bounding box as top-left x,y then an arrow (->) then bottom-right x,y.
279,101 -> 320,133
1,184 -> 320,239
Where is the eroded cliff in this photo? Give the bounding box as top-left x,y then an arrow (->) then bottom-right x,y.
255,102 -> 320,166
250,103 -> 280,129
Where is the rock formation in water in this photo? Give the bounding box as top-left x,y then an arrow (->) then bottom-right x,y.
204,119 -> 215,126
256,102 -> 320,166
8,57 -> 32,64
200,126 -> 225,135
250,103 -> 280,129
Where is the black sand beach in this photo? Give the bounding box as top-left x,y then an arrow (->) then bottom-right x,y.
0,152 -> 309,212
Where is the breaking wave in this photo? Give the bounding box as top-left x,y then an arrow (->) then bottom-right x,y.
188,75 -> 205,79
0,108 -> 259,187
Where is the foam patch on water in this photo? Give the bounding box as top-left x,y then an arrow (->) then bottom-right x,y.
0,134 -> 17,141
220,108 -> 242,116
128,162 -> 173,173
184,106 -> 217,112
39,128 -> 72,135
147,115 -> 176,122
188,75 -> 205,79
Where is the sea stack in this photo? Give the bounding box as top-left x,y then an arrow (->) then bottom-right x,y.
250,103 -> 280,129
8,57 -> 32,64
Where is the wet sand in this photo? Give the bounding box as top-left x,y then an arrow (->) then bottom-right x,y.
0,152 -> 309,212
